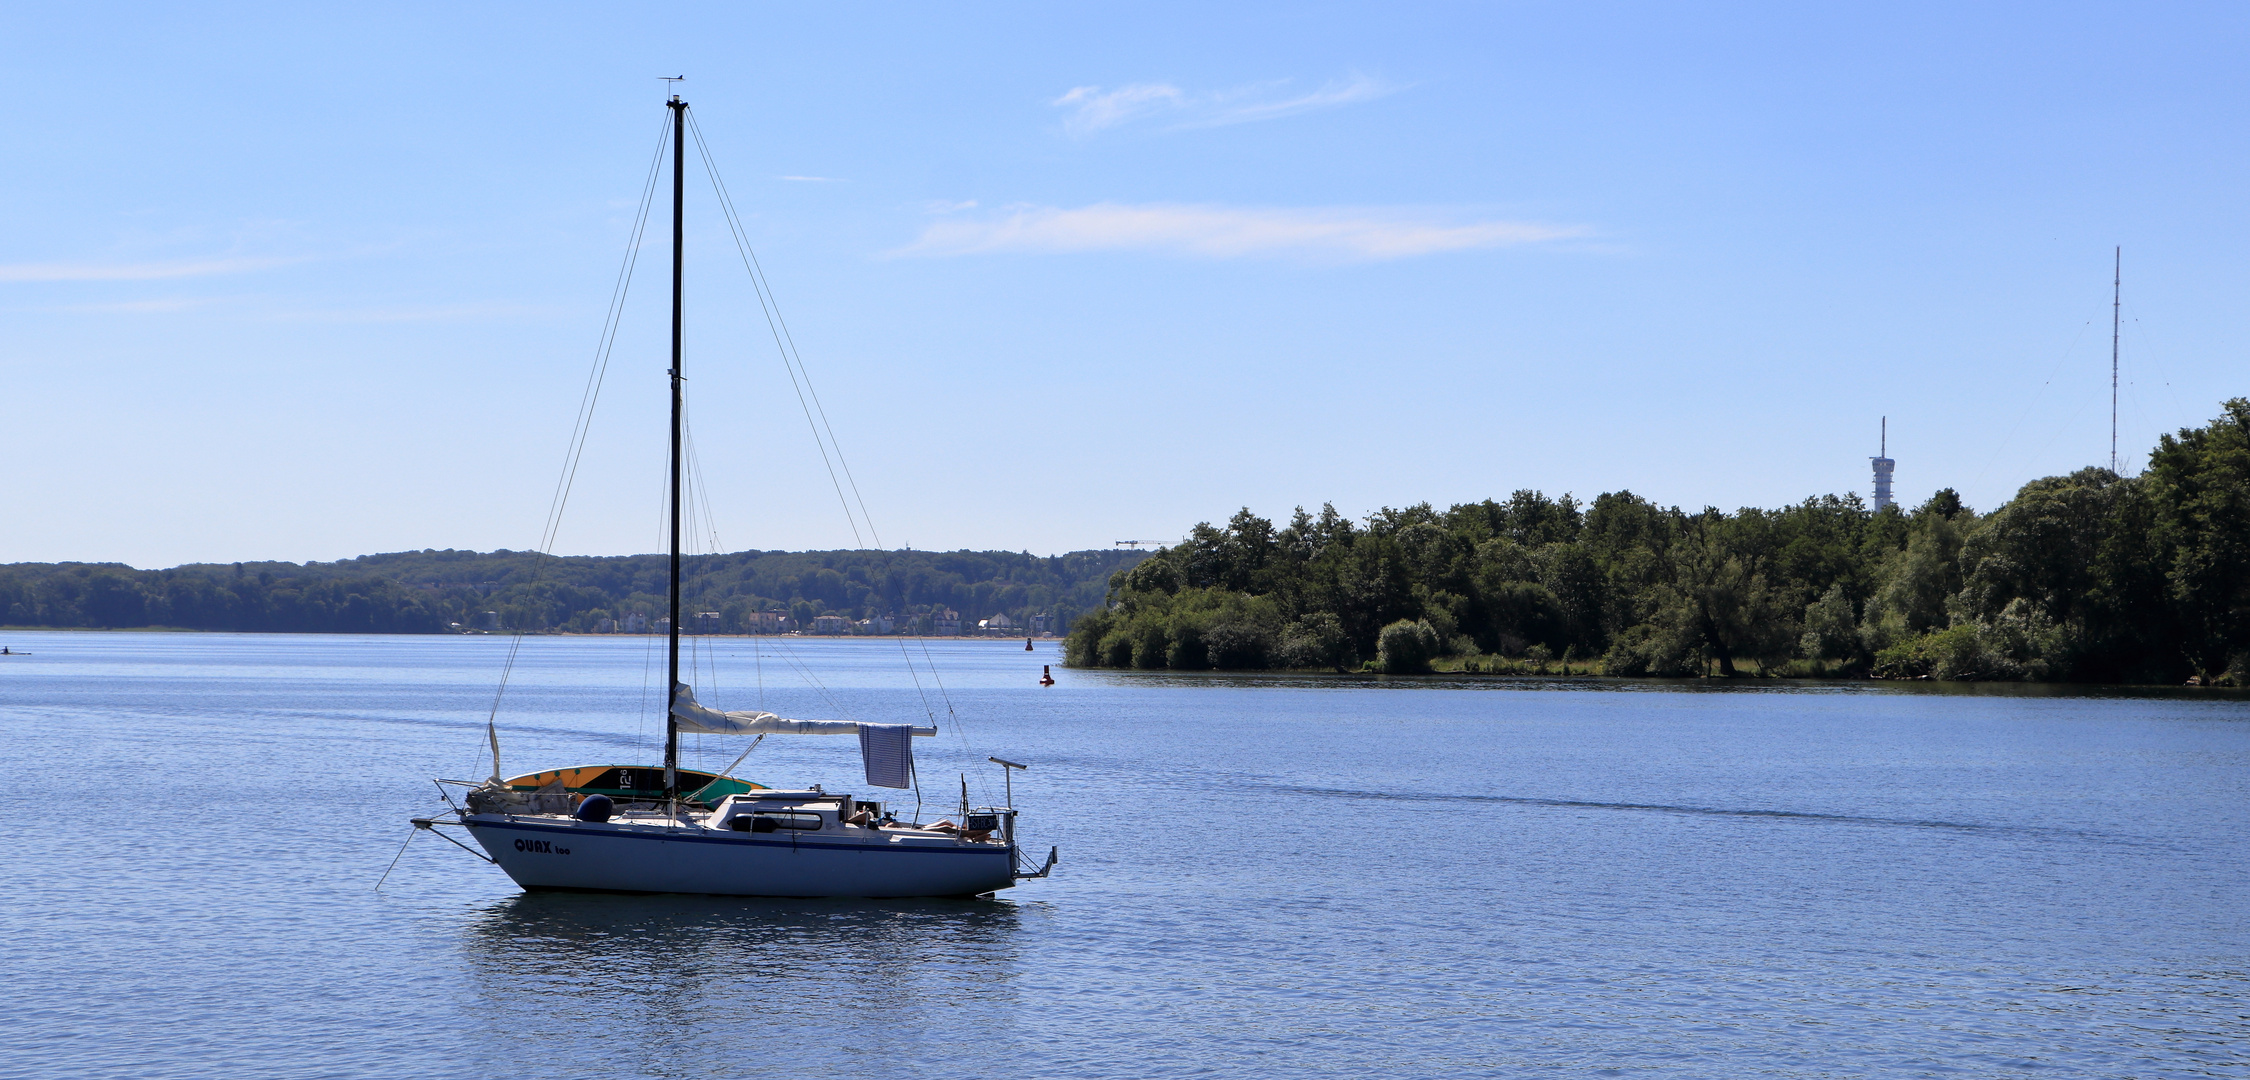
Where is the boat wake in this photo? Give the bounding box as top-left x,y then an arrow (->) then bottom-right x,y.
1273,783 -> 1995,833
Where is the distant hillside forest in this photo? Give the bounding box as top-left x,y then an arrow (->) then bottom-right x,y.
0,547 -> 1149,637
1066,400 -> 2250,685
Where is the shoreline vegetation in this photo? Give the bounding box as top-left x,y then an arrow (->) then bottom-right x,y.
0,548 -> 1145,640
1064,399 -> 2250,687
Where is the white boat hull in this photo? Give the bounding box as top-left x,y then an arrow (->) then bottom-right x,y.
463,815 -> 1018,898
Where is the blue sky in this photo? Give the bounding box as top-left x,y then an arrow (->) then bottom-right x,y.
3,3 -> 2243,567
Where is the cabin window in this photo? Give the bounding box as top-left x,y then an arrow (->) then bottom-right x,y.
733,812 -> 822,833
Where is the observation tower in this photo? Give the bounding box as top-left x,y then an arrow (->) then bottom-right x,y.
1871,417 -> 1895,511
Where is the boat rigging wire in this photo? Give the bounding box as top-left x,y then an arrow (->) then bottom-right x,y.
477,104 -> 993,809
681,400 -> 859,756
539,113 -> 672,558
690,118 -> 979,756
685,112 -> 967,748
1968,317 -> 2095,494
680,410 -> 868,723
686,111 -> 871,548
406,817 -> 497,864
677,419 -> 742,771
690,110 -> 998,805
373,827 -> 417,891
474,111 -> 671,780
685,438 -> 863,726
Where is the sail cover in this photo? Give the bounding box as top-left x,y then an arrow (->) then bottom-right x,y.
858,723 -> 914,789
669,684 -> 935,738
671,683 -> 851,735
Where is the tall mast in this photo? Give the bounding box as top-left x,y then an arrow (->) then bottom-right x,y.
664,95 -> 686,802
2110,246 -> 2121,474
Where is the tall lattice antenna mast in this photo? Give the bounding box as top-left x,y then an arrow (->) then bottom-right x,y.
2111,246 -> 2121,473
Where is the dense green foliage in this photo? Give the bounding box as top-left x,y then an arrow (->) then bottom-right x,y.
0,547 -> 1146,636
1066,400 -> 2250,684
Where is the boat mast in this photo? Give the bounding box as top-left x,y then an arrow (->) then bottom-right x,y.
664,94 -> 686,803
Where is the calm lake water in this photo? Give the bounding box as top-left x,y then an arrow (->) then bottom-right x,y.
3,631 -> 2246,1079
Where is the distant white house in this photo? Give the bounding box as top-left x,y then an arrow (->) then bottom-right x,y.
933,608 -> 961,635
856,614 -> 895,635
979,613 -> 1017,633
745,610 -> 790,634
812,614 -> 852,635
623,612 -> 648,633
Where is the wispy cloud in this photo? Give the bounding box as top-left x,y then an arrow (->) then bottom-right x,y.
893,203 -> 1586,262
1053,83 -> 1189,136
263,301 -> 550,324
25,296 -> 547,322
0,255 -> 301,283
1053,74 -> 1398,136
1193,75 -> 1397,128
59,297 -> 221,314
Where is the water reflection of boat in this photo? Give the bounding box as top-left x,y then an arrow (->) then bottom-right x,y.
410,94 -> 1055,899
459,893 -> 1026,1062
464,890 -> 1027,965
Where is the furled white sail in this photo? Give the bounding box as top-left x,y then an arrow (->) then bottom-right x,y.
669,684 -> 934,737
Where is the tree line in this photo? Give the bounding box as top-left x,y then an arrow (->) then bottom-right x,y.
1065,399 -> 2250,685
0,547 -> 1147,636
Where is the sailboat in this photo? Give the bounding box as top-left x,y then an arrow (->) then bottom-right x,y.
409,95 -> 1057,898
